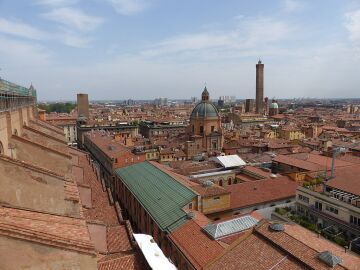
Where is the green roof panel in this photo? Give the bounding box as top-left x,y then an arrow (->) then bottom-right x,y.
115,161 -> 197,232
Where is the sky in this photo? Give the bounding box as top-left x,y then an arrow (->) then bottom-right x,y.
0,0 -> 360,101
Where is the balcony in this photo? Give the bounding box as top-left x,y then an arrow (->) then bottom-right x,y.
309,205 -> 360,235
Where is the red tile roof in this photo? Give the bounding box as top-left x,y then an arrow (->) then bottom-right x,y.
98,253 -> 146,270
326,165 -> 360,196
225,176 -> 298,210
0,206 -> 95,255
106,226 -> 132,253
170,220 -> 224,269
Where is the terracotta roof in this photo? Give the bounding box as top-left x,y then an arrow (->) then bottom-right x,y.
206,230 -> 304,270
98,253 -> 146,270
106,225 -> 132,253
273,154 -> 324,171
191,184 -> 230,197
206,221 -> 350,270
0,206 -> 95,255
79,155 -> 119,226
284,223 -> 360,270
254,222 -> 347,270
326,165 -> 360,196
225,176 -> 298,210
170,220 -> 224,269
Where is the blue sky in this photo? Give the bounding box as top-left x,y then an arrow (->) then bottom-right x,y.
0,0 -> 360,101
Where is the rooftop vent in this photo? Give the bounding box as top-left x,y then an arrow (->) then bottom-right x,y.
186,212 -> 195,220
318,251 -> 342,267
202,180 -> 214,187
269,223 -> 285,232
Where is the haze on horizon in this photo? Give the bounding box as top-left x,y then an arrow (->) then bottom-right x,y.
0,0 -> 360,101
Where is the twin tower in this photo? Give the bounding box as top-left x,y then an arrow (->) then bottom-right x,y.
255,59 -> 264,114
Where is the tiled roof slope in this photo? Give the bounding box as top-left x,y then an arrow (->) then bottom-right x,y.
206,221 -> 349,270
79,155 -> 119,226
106,225 -> 132,253
0,206 -> 95,255
225,176 -> 298,209
170,220 -> 224,269
206,233 -> 304,270
115,161 -> 197,232
98,253 -> 146,270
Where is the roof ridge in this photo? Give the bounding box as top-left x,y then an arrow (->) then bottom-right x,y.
23,125 -> 67,144
11,135 -> 72,159
0,223 -> 95,255
0,154 -> 65,179
0,204 -> 83,220
254,222 -> 327,270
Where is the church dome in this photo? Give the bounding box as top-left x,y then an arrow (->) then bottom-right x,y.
270,102 -> 279,109
191,101 -> 219,118
190,86 -> 219,118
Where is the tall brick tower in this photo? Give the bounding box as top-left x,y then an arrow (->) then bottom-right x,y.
256,59 -> 264,114
77,93 -> 89,119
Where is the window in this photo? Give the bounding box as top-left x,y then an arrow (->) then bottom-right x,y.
200,126 -> 204,134
211,126 -> 215,132
214,196 -> 220,200
325,205 -> 338,215
298,194 -> 309,203
315,201 -> 322,211
350,215 -> 360,226
125,158 -> 128,163
219,180 -> 223,186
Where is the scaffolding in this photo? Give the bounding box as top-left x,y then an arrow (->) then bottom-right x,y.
0,78 -> 37,111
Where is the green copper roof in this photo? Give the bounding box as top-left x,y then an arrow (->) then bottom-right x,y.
115,161 -> 197,232
191,101 -> 219,118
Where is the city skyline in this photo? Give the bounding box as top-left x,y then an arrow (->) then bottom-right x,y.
0,0 -> 360,100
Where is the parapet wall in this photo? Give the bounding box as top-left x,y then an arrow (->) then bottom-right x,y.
0,105 -> 36,156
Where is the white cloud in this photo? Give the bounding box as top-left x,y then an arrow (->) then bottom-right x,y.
0,18 -> 46,40
60,29 -> 93,47
43,7 -> 104,32
141,16 -> 291,60
0,35 -> 52,67
106,0 -> 150,15
283,0 -> 305,13
345,9 -> 360,48
35,0 -> 79,6
0,17 -> 92,48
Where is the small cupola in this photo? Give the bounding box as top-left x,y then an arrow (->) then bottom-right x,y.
201,87 -> 209,101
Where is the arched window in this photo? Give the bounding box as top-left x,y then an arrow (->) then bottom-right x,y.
219,179 -> 223,186
0,141 -> 4,155
13,129 -> 18,136
228,178 -> 232,185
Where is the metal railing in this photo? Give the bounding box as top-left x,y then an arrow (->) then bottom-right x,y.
0,78 -> 37,97
0,79 -> 37,111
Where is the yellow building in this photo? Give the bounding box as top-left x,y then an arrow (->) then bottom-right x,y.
279,127 -> 305,141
